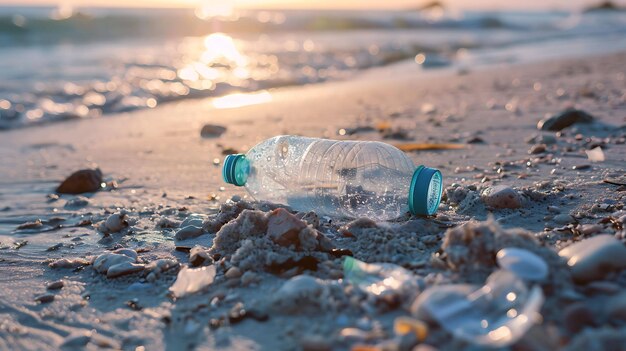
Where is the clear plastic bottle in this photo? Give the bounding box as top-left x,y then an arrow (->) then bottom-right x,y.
222,135 -> 443,221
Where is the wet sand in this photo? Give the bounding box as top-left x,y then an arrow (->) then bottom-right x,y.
0,52 -> 625,350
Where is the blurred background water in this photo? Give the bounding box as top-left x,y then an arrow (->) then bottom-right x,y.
1,4 -> 626,129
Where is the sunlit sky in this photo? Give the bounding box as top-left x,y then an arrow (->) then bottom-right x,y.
0,0 -> 624,10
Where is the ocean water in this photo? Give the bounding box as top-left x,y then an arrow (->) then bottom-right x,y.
1,6 -> 626,129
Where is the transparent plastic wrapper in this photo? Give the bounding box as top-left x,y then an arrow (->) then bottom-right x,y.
222,136 -> 443,221
169,265 -> 216,298
412,270 -> 544,347
343,256 -> 420,297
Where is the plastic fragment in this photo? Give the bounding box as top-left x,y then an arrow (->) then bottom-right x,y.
169,265 -> 216,297
343,257 -> 419,297
585,146 -> 605,162
412,270 -> 544,347
496,248 -> 548,281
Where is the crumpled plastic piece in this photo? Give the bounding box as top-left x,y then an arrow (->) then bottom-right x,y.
343,256 -> 419,297
412,270 -> 544,347
169,265 -> 216,298
496,247 -> 548,281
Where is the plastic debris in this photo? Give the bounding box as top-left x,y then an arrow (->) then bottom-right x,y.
394,316 -> 428,340
343,256 -> 420,297
496,248 -> 548,281
169,265 -> 216,297
585,146 -> 605,162
412,270 -> 544,347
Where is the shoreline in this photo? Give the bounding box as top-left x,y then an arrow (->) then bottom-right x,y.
1,51 -> 626,350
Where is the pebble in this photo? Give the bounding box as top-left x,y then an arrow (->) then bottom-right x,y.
64,196 -> 90,209
553,214 -> 574,225
225,266 -> 242,279
92,250 -> 137,275
563,303 -> 594,333
537,109 -> 594,131
106,262 -> 145,278
189,245 -> 211,266
47,280 -> 64,290
496,247 -> 549,281
56,169 -> 103,194
528,144 -> 546,154
267,208 -> 307,247
175,225 -> 203,240
580,224 -> 603,235
103,213 -> 128,233
49,258 -> 90,269
481,185 -> 523,209
558,234 -> 626,283
200,124 -> 227,138
35,294 -> 55,304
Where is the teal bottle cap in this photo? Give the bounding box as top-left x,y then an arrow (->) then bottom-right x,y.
222,154 -> 248,186
408,165 -> 443,216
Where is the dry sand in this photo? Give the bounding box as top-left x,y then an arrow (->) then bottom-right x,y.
1,52 -> 625,351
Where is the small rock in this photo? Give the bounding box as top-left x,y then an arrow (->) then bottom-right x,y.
35,294 -> 55,304
47,280 -> 64,290
580,224 -> 603,235
553,214 -> 574,225
49,258 -> 90,269
56,169 -> 103,194
200,124 -> 227,138
225,266 -> 242,279
17,219 -> 43,230
558,234 -> 626,283
537,109 -> 594,131
189,245 -> 211,266
106,262 -> 145,278
267,208 -> 307,247
529,144 -> 547,154
64,196 -> 90,209
339,217 -> 378,237
563,303 -> 594,333
481,185 -> 523,209
103,213 -> 128,233
46,243 -> 63,252
175,225 -> 203,241
92,251 -> 137,275
241,271 -> 259,286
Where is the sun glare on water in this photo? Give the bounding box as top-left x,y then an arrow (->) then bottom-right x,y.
212,91 -> 272,109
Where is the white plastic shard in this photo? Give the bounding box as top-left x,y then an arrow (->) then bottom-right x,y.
496,248 -> 549,281
412,270 -> 544,347
169,265 -> 216,298
585,146 -> 605,162
343,256 -> 419,297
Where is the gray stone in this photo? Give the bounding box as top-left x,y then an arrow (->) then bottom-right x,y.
106,262 -> 145,278
537,109 -> 594,131
175,225 -> 203,241
558,234 -> 626,283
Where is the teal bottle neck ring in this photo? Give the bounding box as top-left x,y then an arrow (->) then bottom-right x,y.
222,154 -> 250,186
408,165 -> 443,216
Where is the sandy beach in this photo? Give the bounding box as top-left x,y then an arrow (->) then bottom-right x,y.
1,49 -> 626,351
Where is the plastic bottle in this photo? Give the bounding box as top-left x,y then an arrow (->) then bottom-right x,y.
222,135 -> 443,221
